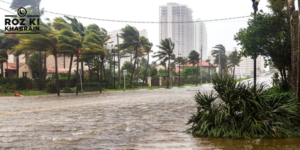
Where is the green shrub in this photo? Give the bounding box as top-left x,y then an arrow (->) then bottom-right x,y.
46,82 -> 57,93
188,75 -> 300,139
18,77 -> 32,90
62,87 -> 75,93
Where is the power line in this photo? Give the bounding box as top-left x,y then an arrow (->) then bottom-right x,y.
0,0 -> 250,24
0,7 -> 14,15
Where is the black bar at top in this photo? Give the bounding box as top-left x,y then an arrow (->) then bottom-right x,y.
5,15 -> 17,17
5,32 -> 40,34
27,15 -> 40,17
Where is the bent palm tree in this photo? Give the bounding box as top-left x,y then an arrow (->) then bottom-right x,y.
153,38 -> 175,88
120,25 -> 142,88
212,44 -> 226,76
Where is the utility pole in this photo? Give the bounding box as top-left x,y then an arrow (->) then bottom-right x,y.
200,45 -> 203,85
117,34 -> 121,86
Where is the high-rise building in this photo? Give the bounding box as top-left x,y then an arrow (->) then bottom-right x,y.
159,3 -> 194,57
194,19 -> 208,60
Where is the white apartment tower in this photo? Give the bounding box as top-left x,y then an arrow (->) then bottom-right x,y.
159,3 -> 194,57
194,19 -> 208,60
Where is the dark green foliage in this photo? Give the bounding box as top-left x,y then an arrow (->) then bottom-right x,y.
62,87 -> 75,93
188,50 -> 199,66
28,53 -> 40,78
46,82 -> 57,93
0,77 -> 31,90
188,75 -> 300,139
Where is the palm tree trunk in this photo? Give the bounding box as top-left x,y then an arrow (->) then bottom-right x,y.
196,60 -> 199,86
143,54 -> 149,84
97,56 -> 100,82
233,66 -> 235,78
103,59 -> 106,81
54,54 -> 60,96
81,62 -> 84,84
129,47 -> 138,88
100,58 -> 104,93
67,54 -> 73,87
16,56 -> 19,78
76,55 -> 79,95
38,52 -> 42,86
167,58 -> 171,88
1,62 -> 3,78
43,53 -> 47,90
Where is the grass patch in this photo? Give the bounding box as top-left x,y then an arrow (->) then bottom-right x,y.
0,90 -> 50,97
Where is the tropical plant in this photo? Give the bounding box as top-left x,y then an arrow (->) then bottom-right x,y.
228,50 -> 241,78
120,25 -> 143,88
212,44 -> 226,76
64,16 -> 86,86
14,21 -> 61,96
188,75 -> 300,139
153,38 -> 175,88
188,50 -> 200,66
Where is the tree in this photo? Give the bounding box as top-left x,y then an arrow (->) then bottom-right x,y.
140,37 -> 153,84
82,24 -> 105,93
120,25 -> 143,88
15,22 -> 61,96
153,38 -> 175,88
212,44 -> 226,76
64,16 -> 86,86
234,10 -> 291,86
228,50 -> 241,78
188,50 -> 200,66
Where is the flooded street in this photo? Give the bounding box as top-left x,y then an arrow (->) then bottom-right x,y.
1,73 -> 300,149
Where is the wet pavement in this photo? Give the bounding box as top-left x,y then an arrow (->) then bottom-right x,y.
1,73 -> 300,149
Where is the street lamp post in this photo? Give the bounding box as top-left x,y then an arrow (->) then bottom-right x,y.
252,0 -> 260,87
178,54 -> 182,87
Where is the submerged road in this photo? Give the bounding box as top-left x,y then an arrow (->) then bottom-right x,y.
1,73 -> 292,150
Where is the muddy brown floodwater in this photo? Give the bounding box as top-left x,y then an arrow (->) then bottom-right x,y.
0,74 -> 300,150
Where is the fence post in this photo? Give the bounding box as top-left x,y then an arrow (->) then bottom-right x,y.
159,77 -> 163,86
147,77 -> 152,87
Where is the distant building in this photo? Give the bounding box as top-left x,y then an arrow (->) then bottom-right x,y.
159,3 -> 194,57
194,19 -> 208,60
209,47 -> 265,78
175,60 -> 217,74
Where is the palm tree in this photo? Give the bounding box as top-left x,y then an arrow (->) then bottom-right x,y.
120,25 -> 143,88
212,44 -> 226,76
139,37 -> 153,84
0,34 -> 19,78
82,24 -> 105,93
15,22 -> 61,96
153,38 -> 175,88
64,16 -> 86,85
228,50 -> 241,78
188,50 -> 200,66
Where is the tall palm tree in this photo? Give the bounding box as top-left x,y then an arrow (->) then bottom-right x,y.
82,24 -> 105,93
140,37 -> 153,84
120,25 -> 143,88
64,16 -> 86,85
212,44 -> 226,76
228,50 -> 241,78
1,34 -> 19,78
188,50 -> 200,85
153,38 -> 175,88
15,22 -> 61,96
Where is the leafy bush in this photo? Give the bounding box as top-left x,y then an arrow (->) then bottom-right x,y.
188,75 -> 300,139
62,87 -> 75,93
46,82 -> 57,93
0,77 -> 32,90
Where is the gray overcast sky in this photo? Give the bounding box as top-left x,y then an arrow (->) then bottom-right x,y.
0,0 -> 272,62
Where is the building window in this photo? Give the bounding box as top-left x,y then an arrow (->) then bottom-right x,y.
23,72 -> 27,78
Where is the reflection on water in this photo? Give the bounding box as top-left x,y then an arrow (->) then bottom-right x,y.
193,137 -> 300,150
